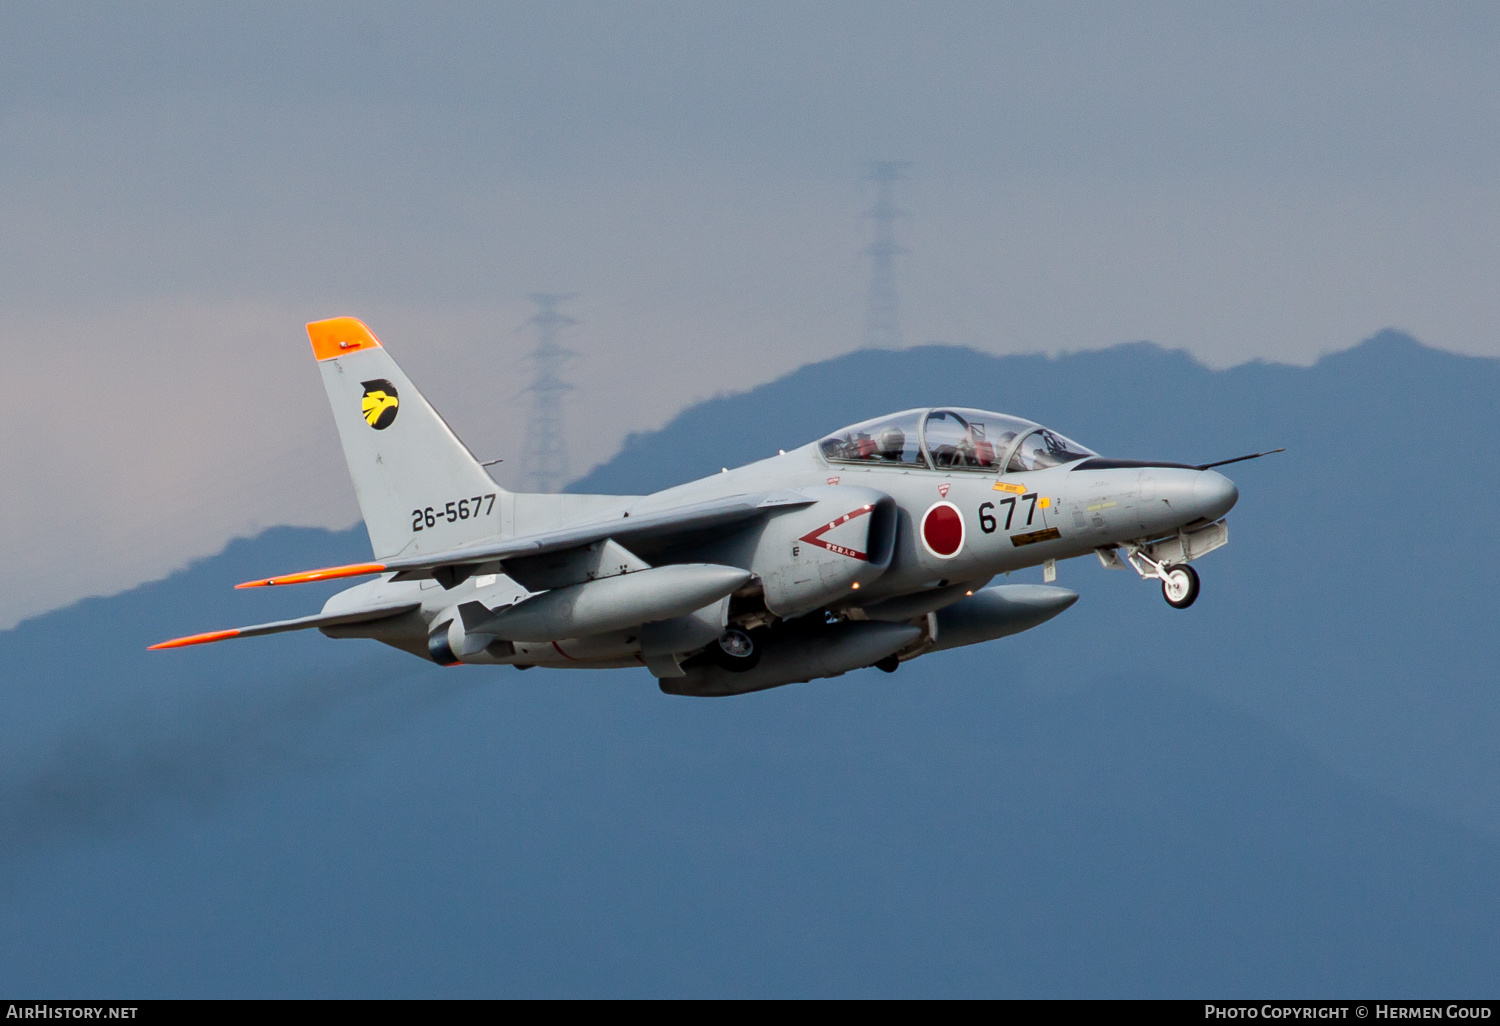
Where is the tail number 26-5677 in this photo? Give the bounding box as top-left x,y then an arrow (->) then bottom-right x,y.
412,493 -> 496,531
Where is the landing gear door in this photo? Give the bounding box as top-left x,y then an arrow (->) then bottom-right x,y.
1142,519 -> 1229,566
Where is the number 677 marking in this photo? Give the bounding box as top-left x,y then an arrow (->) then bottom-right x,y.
979,493 -> 1038,533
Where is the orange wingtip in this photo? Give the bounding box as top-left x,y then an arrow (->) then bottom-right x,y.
234,562 -> 387,589
149,629 -> 241,651
307,317 -> 383,361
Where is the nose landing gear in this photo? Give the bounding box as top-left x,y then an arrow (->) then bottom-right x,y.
1121,545 -> 1201,609
1104,522 -> 1226,610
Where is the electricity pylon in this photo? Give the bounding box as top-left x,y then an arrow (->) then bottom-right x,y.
863,160 -> 911,349
520,293 -> 576,494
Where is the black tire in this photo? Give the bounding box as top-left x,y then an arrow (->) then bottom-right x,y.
710,628 -> 761,672
1161,564 -> 1200,609
874,654 -> 900,673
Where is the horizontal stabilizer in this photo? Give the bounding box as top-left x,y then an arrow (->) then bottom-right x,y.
235,490 -> 814,590
150,602 -> 420,650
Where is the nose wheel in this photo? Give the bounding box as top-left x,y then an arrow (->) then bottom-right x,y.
1160,564 -> 1199,609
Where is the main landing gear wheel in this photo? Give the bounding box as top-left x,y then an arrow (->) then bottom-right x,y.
874,654 -> 900,673
711,628 -> 761,672
1161,564 -> 1200,609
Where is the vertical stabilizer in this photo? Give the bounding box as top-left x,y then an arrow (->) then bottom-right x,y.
308,317 -> 503,560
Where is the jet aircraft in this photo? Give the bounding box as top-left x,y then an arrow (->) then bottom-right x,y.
153,318 -> 1265,697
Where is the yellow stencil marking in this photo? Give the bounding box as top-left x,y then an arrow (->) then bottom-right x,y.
1039,497 -> 1051,508
993,481 -> 1026,494
1086,501 -> 1117,512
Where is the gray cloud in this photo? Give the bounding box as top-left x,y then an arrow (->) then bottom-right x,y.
5,3 -> 1498,180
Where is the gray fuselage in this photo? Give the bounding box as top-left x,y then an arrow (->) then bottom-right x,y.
321,437 -> 1238,669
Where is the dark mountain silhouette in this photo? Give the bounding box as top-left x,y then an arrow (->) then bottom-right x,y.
1,332 -> 1496,996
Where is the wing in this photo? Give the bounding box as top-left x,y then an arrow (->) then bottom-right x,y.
234,490 -> 815,591
150,601 -> 421,650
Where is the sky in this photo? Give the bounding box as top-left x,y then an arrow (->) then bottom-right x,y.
3,1 -> 1500,627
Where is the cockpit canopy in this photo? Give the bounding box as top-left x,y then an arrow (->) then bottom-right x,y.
819,408 -> 1095,473
818,410 -> 927,466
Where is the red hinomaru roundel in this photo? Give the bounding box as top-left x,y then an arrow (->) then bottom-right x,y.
921,501 -> 965,559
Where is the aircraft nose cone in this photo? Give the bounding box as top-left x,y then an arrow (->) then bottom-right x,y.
1193,470 -> 1238,520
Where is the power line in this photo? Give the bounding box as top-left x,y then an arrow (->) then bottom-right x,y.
520,292 -> 576,494
863,160 -> 911,350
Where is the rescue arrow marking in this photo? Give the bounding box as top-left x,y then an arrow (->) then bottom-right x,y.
799,504 -> 875,561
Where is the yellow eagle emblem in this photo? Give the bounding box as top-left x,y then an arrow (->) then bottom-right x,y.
360,379 -> 399,430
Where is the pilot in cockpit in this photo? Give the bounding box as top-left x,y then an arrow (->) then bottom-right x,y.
876,426 -> 907,462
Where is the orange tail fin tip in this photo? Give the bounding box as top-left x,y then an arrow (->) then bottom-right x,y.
235,562 -> 388,589
307,317 -> 383,361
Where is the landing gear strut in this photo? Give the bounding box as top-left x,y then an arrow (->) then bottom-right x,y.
1124,546 -> 1201,609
